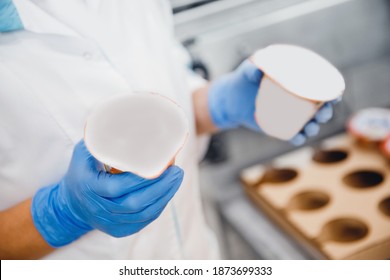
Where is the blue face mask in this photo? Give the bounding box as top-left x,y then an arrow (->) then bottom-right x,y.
0,0 -> 23,32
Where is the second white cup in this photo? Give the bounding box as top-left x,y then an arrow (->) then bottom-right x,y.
250,44 -> 345,141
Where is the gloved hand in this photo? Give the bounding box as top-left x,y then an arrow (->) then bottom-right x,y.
0,0 -> 24,32
31,141 -> 184,247
289,102 -> 336,146
208,59 -> 337,145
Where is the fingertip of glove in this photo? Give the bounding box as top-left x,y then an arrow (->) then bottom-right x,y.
315,103 -> 333,123
74,140 -> 93,159
331,96 -> 343,104
303,121 -> 320,137
290,133 -> 306,146
162,166 -> 184,189
167,165 -> 184,179
75,139 -> 87,150
241,59 -> 263,84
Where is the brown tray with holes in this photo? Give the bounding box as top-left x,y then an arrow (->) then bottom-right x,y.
240,134 -> 390,259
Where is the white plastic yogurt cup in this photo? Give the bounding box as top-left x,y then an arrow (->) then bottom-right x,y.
250,44 -> 345,140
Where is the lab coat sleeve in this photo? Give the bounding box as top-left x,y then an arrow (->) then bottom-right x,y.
173,41 -> 208,92
160,0 -> 210,161
159,0 -> 207,93
160,0 -> 208,92
189,71 -> 211,162
172,41 -> 210,162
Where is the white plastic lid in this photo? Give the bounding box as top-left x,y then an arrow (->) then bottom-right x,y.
382,137 -> 390,158
251,44 -> 345,102
348,108 -> 390,141
84,92 -> 189,178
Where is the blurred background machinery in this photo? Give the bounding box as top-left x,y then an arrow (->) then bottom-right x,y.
171,0 -> 390,259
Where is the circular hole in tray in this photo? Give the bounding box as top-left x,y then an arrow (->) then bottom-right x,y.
289,191 -> 330,211
320,218 -> 369,243
379,197 -> 390,217
263,168 -> 298,184
343,170 -> 384,189
312,149 -> 348,164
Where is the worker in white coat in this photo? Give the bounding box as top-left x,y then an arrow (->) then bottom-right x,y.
0,0 -> 334,259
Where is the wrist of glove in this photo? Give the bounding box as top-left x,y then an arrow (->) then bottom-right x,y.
32,184 -> 92,247
31,141 -> 184,247
207,59 -> 337,145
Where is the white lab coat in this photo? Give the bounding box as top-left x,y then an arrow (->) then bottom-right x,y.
0,0 -> 218,259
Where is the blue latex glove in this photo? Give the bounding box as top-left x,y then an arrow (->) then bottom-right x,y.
0,0 -> 23,32
208,60 -> 263,131
31,141 -> 184,247
289,101 -> 336,146
208,59 -> 337,144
